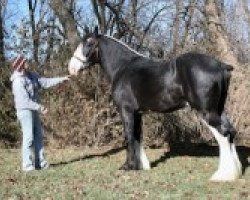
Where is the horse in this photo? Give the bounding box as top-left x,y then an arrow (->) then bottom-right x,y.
68,29 -> 242,182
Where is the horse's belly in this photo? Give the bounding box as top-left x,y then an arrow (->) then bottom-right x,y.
138,96 -> 186,113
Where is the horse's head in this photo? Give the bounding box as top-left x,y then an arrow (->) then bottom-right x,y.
68,29 -> 100,76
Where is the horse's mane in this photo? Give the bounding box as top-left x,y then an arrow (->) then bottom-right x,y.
103,35 -> 148,59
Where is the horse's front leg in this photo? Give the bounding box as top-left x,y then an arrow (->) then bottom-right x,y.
119,107 -> 150,170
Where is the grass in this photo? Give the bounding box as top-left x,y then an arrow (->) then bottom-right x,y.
0,145 -> 249,199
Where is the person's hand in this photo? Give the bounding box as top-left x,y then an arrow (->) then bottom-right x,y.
64,75 -> 72,82
40,105 -> 48,115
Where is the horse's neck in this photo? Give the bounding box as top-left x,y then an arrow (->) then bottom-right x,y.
99,40 -> 138,81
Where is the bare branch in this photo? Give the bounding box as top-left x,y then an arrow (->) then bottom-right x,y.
105,1 -> 163,57
143,5 -> 168,36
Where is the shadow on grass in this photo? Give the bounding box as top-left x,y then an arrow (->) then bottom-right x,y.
50,146 -> 125,167
51,143 -> 249,175
151,143 -> 250,175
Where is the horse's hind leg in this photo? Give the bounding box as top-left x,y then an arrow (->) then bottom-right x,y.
120,107 -> 150,170
201,112 -> 242,181
220,113 -> 242,177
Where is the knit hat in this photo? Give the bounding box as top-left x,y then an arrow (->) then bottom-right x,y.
12,56 -> 27,70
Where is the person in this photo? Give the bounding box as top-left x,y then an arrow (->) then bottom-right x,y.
10,55 -> 70,172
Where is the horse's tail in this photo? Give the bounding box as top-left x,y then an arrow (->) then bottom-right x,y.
222,63 -> 234,72
222,63 -> 233,95
218,63 -> 233,115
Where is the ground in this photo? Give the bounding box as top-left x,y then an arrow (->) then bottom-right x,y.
0,145 -> 249,199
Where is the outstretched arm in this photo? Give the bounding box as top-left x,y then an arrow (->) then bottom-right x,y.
38,76 -> 70,89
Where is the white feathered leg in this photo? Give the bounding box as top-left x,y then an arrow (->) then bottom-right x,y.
231,143 -> 242,175
135,140 -> 150,170
203,121 -> 242,181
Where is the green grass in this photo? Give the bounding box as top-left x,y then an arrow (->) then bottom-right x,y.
0,146 -> 249,199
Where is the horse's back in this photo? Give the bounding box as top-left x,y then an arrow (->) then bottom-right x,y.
176,53 -> 233,72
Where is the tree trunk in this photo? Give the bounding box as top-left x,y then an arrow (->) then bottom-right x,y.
28,0 -> 39,64
45,17 -> 55,64
181,0 -> 196,47
0,1 -> 5,64
172,0 -> 181,56
91,0 -> 108,34
242,0 -> 250,45
99,0 -> 107,34
128,0 -> 137,45
204,0 -> 238,66
48,0 -> 80,52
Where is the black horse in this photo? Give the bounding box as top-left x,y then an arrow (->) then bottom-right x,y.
68,29 -> 242,181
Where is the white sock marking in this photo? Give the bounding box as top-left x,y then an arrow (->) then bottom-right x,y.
135,141 -> 150,170
231,143 -> 242,175
202,120 -> 242,181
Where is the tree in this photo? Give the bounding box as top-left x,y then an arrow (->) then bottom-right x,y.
28,0 -> 39,64
127,0 -> 137,45
181,0 -> 196,48
48,0 -> 80,52
0,0 -> 6,64
27,0 -> 52,64
242,0 -> 250,45
204,0 -> 238,66
91,0 -> 108,34
105,1 -> 167,57
172,0 -> 181,55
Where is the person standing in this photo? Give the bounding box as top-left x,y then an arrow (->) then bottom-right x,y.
10,55 -> 70,172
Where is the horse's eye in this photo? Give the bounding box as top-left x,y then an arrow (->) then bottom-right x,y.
86,43 -> 92,47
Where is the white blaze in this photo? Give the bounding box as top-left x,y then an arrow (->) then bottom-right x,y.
68,43 -> 87,75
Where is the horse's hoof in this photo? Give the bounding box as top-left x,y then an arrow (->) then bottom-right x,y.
119,163 -> 139,170
209,171 -> 239,182
119,163 -> 130,171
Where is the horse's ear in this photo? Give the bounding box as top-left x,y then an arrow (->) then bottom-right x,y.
84,25 -> 90,35
94,26 -> 99,37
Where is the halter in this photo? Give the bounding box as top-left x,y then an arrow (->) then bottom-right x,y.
73,55 -> 88,64
73,40 -> 99,65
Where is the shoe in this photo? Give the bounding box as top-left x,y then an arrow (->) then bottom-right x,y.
40,161 -> 49,169
23,165 -> 35,172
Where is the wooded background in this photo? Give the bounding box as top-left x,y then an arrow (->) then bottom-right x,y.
0,0 -> 249,148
